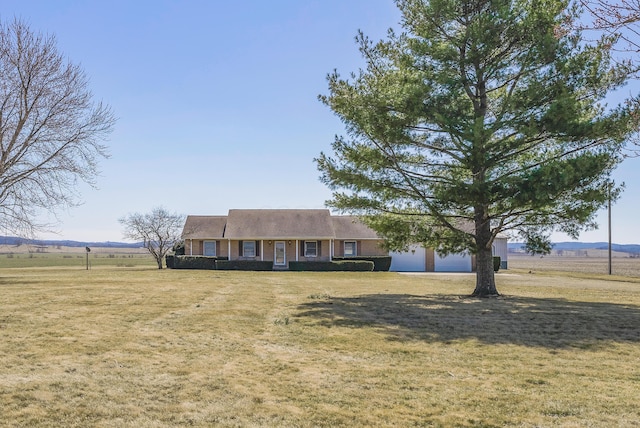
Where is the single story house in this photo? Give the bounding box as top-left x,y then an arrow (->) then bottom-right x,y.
181,209 -> 387,269
181,209 -> 507,272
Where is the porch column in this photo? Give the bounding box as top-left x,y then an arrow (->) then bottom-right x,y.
228,239 -> 231,260
260,240 -> 264,261
190,239 -> 193,256
296,240 -> 299,262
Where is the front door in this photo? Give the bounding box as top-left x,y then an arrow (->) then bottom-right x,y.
274,241 -> 286,266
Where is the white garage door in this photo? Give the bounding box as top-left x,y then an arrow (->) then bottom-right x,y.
434,251 -> 472,272
390,245 -> 426,272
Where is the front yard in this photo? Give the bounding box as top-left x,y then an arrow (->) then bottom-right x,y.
1,267 -> 639,426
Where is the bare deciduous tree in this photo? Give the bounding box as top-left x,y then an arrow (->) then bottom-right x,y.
576,2 -> 640,154
579,0 -> 640,52
119,207 -> 185,269
0,19 -> 115,236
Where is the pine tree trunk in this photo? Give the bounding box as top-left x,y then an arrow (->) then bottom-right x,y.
473,245 -> 498,297
472,208 -> 499,297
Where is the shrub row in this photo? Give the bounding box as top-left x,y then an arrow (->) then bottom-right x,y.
216,260 -> 273,271
166,256 -> 273,271
166,255 -> 228,270
493,256 -> 501,272
331,256 -> 392,271
167,256 -> 375,272
288,260 -> 374,272
165,255 -> 175,269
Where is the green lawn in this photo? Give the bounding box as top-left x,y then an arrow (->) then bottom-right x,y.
1,267 -> 639,426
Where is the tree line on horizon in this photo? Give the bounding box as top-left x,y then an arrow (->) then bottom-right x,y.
2,1 -> 640,294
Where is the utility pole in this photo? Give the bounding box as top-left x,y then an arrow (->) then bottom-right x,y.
608,182 -> 612,275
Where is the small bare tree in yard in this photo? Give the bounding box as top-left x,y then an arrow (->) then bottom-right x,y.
119,207 -> 185,269
0,19 -> 115,236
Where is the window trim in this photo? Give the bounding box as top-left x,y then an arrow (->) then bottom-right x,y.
304,240 -> 318,257
344,240 -> 357,257
243,240 -> 256,257
203,240 -> 217,257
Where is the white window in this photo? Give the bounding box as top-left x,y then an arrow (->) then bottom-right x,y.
243,241 -> 256,257
203,241 -> 217,257
304,241 -> 317,257
344,241 -> 357,257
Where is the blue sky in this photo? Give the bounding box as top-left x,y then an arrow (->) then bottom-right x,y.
3,1 -> 639,244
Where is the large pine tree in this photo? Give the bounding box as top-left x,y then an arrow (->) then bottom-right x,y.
317,0 -> 639,296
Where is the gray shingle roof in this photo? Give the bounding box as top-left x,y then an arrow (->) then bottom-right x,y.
182,216 -> 227,239
224,209 -> 335,239
331,216 -> 381,239
181,210 -> 381,240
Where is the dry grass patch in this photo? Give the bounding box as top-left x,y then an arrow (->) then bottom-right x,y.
510,253 -> 640,278
1,268 -> 639,426
0,251 -> 154,269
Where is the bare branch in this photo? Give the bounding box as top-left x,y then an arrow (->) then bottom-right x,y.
119,207 -> 185,269
578,0 -> 640,52
0,18 -> 115,237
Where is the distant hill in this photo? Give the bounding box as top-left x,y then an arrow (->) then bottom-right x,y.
4,236 -> 639,254
509,242 -> 640,254
0,236 -> 143,249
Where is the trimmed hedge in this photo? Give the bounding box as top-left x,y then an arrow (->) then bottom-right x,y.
166,257 -> 376,272
493,256 -> 501,272
216,260 -> 273,271
167,255 -> 228,270
331,256 -> 392,272
165,255 -> 174,269
289,260 -> 374,272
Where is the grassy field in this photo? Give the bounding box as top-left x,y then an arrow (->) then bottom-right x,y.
1,265 -> 639,427
509,253 -> 640,277
0,253 -> 155,269
0,244 -> 152,268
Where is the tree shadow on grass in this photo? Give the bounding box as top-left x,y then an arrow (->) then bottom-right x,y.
296,294 -> 640,348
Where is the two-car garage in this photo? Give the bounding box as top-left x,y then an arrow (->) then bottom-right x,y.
389,245 -> 473,272
388,237 -> 508,272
